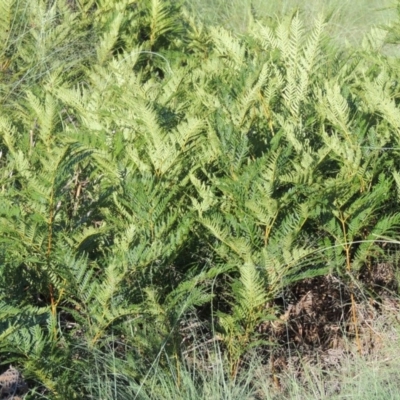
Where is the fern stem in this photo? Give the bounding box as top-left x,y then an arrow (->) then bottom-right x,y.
259,92 -> 275,136
351,292 -> 361,353
264,212 -> 278,245
47,188 -> 58,334
340,213 -> 361,353
49,283 -> 56,317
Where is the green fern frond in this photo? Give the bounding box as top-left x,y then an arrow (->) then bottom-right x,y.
210,26 -> 245,70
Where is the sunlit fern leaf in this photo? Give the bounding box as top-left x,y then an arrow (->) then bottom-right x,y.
210,26 -> 246,70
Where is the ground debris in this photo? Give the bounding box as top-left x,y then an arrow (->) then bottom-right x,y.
0,366 -> 28,400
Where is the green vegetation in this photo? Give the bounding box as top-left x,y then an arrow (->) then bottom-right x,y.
0,0 -> 400,398
184,0 -> 395,42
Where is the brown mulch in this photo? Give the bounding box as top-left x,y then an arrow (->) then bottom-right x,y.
256,262 -> 400,392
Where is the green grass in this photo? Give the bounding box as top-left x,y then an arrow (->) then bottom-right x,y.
80,305 -> 400,400
184,0 -> 395,44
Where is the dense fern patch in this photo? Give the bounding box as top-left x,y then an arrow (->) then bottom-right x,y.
1,0 -> 400,398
